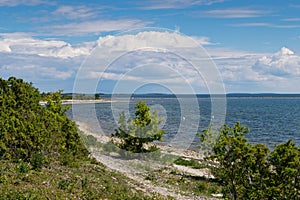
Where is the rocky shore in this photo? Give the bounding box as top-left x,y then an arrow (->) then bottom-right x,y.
76,121 -> 220,200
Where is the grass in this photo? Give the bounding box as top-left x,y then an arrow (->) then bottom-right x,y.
79,133 -> 222,198
145,167 -> 222,198
173,157 -> 206,169
0,158 -> 165,200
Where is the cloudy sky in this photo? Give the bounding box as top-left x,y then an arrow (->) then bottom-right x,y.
0,0 -> 300,93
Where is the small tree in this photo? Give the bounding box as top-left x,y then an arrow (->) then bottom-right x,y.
268,140 -> 300,199
200,122 -> 300,200
210,122 -> 252,200
112,101 -> 165,153
95,93 -> 100,99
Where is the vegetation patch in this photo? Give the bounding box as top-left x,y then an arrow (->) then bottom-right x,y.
0,77 -> 165,199
200,122 -> 300,200
173,157 -> 206,169
0,159 -> 165,199
145,167 -> 222,198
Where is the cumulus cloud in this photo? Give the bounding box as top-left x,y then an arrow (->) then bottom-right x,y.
1,30 -> 299,93
75,31 -> 223,94
0,33 -> 87,90
0,41 -> 11,52
252,47 -> 300,77
0,33 -> 91,58
96,31 -> 207,50
209,47 -> 300,92
208,48 -> 268,82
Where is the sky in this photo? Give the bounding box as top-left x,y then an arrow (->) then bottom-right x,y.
0,0 -> 300,94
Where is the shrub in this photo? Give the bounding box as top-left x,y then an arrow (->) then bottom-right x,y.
201,122 -> 300,200
112,101 -> 165,153
30,152 -> 45,171
0,77 -> 89,163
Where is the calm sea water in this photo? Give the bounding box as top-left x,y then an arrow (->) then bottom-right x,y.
67,96 -> 300,149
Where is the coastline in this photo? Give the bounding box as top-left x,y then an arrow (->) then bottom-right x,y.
75,121 -> 205,161
75,120 -> 218,200
39,99 -> 112,106
61,99 -> 112,104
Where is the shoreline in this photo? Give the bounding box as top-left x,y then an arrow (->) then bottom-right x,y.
61,99 -> 112,104
39,99 -> 113,106
75,121 -> 205,161
75,120 -> 218,199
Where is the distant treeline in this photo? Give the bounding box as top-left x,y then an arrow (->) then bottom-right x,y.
88,93 -> 300,99
40,92 -> 103,100
40,92 -> 300,100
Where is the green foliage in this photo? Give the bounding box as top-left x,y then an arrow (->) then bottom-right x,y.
94,93 -> 100,99
201,122 -> 300,200
0,77 -> 88,164
146,167 -> 221,198
197,124 -> 219,155
15,161 -> 30,174
174,157 -> 204,169
268,140 -> 300,199
113,101 -> 165,153
0,160 -> 162,200
30,152 -> 45,171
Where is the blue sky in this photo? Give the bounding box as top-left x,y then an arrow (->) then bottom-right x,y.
0,0 -> 300,93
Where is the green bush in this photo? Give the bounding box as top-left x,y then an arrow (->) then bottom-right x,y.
174,157 -> 204,169
16,161 -> 30,174
200,122 -> 300,200
30,152 -> 45,171
0,77 -> 89,163
58,179 -> 70,190
112,101 -> 165,153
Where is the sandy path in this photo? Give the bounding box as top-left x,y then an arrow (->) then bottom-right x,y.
76,121 -> 219,200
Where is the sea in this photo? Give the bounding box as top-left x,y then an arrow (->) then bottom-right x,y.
67,94 -> 300,150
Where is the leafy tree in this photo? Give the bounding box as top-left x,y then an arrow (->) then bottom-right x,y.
112,101 -> 165,153
206,122 -> 253,199
268,140 -> 300,199
200,122 -> 300,200
197,124 -> 219,156
0,77 -> 88,165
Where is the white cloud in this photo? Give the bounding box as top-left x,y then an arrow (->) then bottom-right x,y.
203,8 -> 265,18
1,30 -> 299,93
1,64 -> 72,80
76,31 -> 224,94
43,19 -> 151,36
0,0 -> 50,6
228,23 -> 300,29
76,32 -> 300,93
52,5 -> 99,20
208,47 -> 300,93
229,23 -> 270,27
191,36 -> 215,45
0,33 -> 91,58
0,33 -> 86,88
138,0 -> 224,9
282,18 -> 300,22
207,48 -> 268,81
0,41 -> 11,52
252,47 -> 300,77
96,31 -> 202,50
